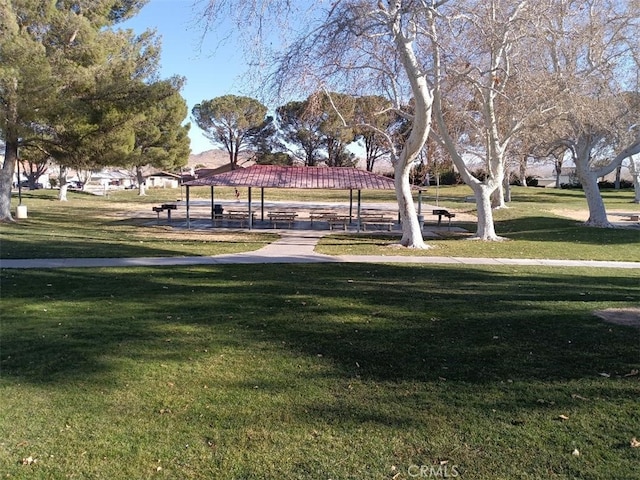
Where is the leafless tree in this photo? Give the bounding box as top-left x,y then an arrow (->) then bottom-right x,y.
199,0 -> 437,248
539,0 -> 640,226
429,0 -> 558,239
629,155 -> 640,203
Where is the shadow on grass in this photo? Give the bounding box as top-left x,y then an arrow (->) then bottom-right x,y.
496,215 -> 640,245
1,211 -> 269,259
1,264 -> 638,388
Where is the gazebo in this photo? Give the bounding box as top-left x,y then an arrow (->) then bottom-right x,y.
182,165 -> 423,229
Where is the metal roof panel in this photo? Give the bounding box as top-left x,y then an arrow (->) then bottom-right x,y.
184,165 -> 397,190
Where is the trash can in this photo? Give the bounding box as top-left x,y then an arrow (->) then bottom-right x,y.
16,204 -> 28,219
214,204 -> 224,215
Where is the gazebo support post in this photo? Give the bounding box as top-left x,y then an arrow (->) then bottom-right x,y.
248,187 -> 253,230
260,187 -> 264,221
186,186 -> 191,229
357,189 -> 362,232
210,186 -> 215,222
349,189 -> 353,222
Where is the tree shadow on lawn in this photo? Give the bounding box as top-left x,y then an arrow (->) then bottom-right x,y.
1,212 -> 212,259
496,216 -> 640,245
1,264 -> 637,388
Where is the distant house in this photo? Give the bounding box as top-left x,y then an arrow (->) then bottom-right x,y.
90,169 -> 134,188
146,171 -> 181,189
538,167 -> 578,188
557,167 -> 578,186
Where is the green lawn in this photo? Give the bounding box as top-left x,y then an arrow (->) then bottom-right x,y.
317,188 -> 640,262
2,187 -> 638,262
1,190 -> 276,259
1,187 -> 639,478
1,264 -> 639,479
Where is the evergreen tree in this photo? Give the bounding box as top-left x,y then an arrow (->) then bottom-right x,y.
0,0 -> 155,217
192,95 -> 270,169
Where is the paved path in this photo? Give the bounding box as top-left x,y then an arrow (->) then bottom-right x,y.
2,229 -> 639,269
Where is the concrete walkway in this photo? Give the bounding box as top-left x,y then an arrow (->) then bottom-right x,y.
2,229 -> 639,269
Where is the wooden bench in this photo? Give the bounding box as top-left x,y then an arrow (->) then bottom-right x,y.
326,216 -> 350,231
221,211 -> 255,227
152,204 -> 177,223
360,215 -> 395,231
309,212 -> 335,225
432,209 -> 455,228
267,211 -> 298,228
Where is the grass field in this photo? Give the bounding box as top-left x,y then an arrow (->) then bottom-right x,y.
1,186 -> 639,479
1,190 -> 277,259
2,187 -> 638,262
1,264 -> 639,479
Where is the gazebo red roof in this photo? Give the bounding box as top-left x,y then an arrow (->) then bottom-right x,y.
184,165 -> 396,190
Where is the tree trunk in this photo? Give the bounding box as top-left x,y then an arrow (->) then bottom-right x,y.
572,134 -> 640,227
491,182 -> 506,209
614,164 -> 621,190
0,140 -> 18,222
136,166 -> 147,196
554,161 -> 562,189
471,183 -> 502,240
519,157 -> 528,187
58,166 -> 69,201
504,174 -> 512,203
0,80 -> 19,222
396,160 -> 427,249
59,183 -> 69,202
490,162 -> 509,209
630,156 -> 640,204
580,170 -> 612,227
389,7 -> 433,249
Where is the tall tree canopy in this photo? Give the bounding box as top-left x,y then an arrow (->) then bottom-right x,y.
0,0 -> 165,217
276,99 -> 325,167
191,95 -> 270,169
353,95 -> 395,172
124,77 -> 191,196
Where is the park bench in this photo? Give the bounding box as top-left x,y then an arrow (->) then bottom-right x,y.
432,209 -> 456,228
220,211 -> 255,228
152,203 -> 177,223
360,215 -> 395,231
326,215 -> 350,231
268,211 -> 298,228
309,212 -> 336,225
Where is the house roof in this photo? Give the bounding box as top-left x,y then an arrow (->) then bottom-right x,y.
183,165 -> 396,190
148,171 -> 181,179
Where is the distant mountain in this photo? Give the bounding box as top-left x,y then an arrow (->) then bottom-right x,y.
187,148 -> 395,174
188,149 -> 253,169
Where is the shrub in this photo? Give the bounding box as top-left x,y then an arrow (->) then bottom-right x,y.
438,169 -> 462,185
598,180 -> 633,189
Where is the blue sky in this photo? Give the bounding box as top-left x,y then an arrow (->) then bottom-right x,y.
120,0 -> 249,154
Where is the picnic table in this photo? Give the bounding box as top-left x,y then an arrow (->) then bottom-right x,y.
309,212 -> 337,225
217,210 -> 256,227
267,211 -> 298,228
326,215 -> 351,231
360,214 -> 395,231
432,209 -> 456,228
